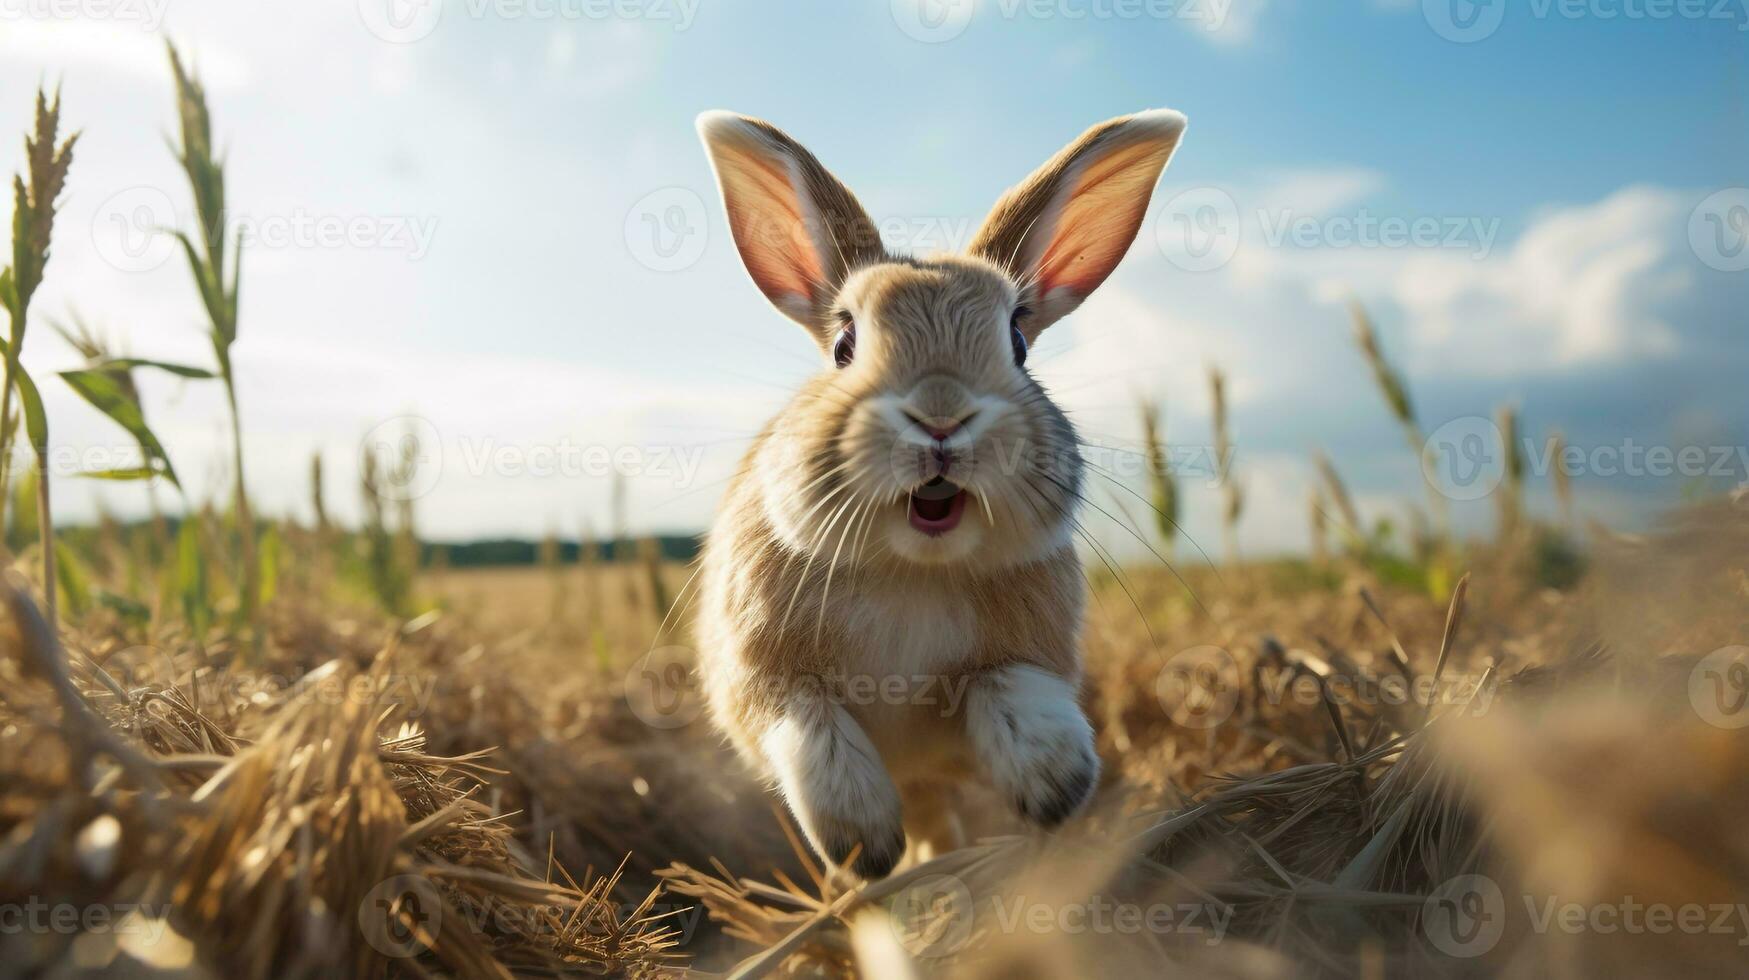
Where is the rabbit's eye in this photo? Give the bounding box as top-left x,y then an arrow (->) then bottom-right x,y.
832,321 -> 856,368
1009,307 -> 1030,367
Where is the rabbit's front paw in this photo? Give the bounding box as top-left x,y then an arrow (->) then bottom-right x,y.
967,665 -> 1100,828
812,808 -> 907,880
761,701 -> 905,879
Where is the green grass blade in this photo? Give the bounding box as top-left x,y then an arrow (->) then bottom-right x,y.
76,467 -> 162,482
0,342 -> 50,450
93,357 -> 216,380
169,229 -> 224,328
6,464 -> 36,550
257,522 -> 280,605
59,367 -> 180,489
176,518 -> 210,638
53,538 -> 90,618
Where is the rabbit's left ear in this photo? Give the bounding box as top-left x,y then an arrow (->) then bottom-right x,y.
969,110 -> 1186,337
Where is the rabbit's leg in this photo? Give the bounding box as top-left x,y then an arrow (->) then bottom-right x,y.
761,680 -> 906,879
965,664 -> 1099,827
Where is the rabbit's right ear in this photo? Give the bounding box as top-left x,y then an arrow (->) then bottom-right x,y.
696,111 -> 884,341
970,110 -> 1186,338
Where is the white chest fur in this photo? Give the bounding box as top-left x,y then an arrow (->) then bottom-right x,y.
839,585 -> 976,678
834,585 -> 979,776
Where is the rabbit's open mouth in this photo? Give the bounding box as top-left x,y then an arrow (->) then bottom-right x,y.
908,477 -> 967,535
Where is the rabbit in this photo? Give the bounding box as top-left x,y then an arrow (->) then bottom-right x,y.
692,108 -> 1187,879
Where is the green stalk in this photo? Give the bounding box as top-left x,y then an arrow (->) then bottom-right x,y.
220,348 -> 256,620
0,343 -> 16,532
36,462 -> 54,623
1209,366 -> 1243,565
168,43 -> 257,635
1138,397 -> 1178,555
1350,301 -> 1448,538
0,90 -> 78,620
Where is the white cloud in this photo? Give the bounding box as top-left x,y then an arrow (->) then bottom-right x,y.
1389,186 -> 1689,374
1035,283 -> 1262,434
1158,174 -> 1696,378
1251,167 -> 1387,214
1020,173 -> 1720,555
545,20 -> 659,96
1200,0 -> 1272,45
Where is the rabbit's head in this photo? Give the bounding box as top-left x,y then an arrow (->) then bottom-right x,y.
698,109 -> 1185,569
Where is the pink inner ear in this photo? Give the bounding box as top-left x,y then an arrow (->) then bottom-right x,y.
1035,140 -> 1166,299
717,144 -> 826,312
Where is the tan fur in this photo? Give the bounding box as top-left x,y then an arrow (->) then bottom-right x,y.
693,108 -> 1186,878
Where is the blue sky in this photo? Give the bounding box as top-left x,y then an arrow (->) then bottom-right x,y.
1,0 -> 1745,554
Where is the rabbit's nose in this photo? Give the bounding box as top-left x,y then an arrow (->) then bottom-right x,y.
902,375 -> 978,441
902,408 -> 978,442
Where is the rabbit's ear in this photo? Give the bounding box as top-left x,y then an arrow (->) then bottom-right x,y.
697,111 -> 884,339
970,110 -> 1186,336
